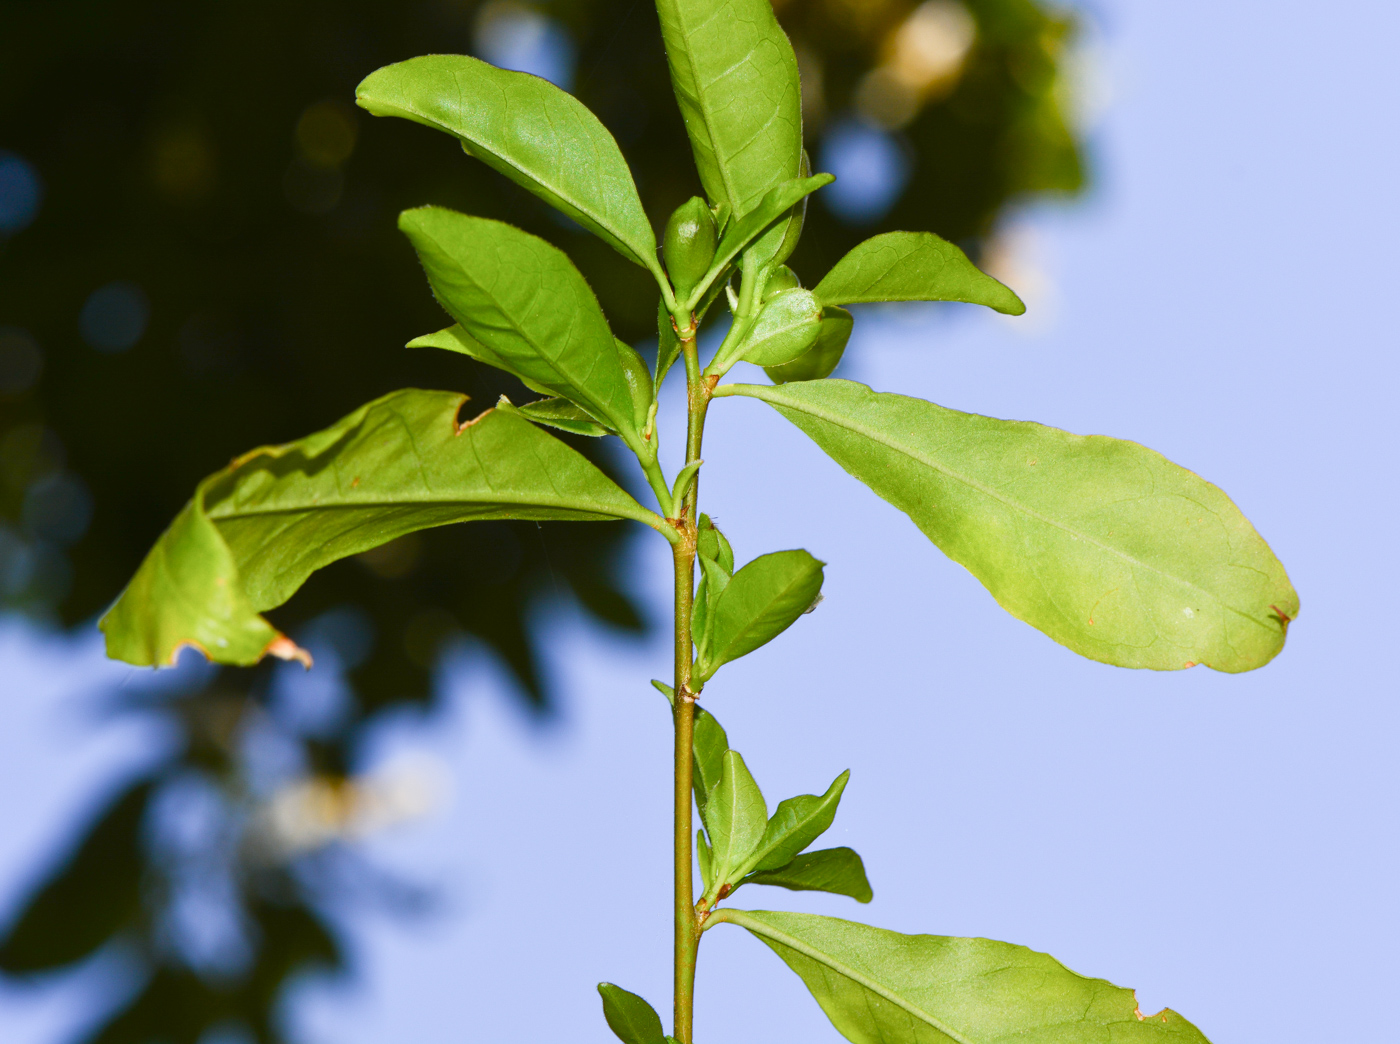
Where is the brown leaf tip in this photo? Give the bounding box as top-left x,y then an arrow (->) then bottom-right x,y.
266,636 -> 314,669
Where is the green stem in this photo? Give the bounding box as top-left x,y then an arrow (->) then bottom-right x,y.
672,333 -> 711,1044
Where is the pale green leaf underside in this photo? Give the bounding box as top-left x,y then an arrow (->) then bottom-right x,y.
724,910 -> 1210,1044
356,55 -> 659,274
399,208 -> 638,438
814,232 -> 1025,315
727,380 -> 1296,673
706,750 -> 767,881
100,390 -> 655,668
744,847 -> 872,903
654,0 -> 803,215
692,706 -> 729,815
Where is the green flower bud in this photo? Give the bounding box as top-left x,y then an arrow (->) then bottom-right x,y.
737,288 -> 823,367
664,196 -> 718,301
615,337 -> 655,434
763,265 -> 801,301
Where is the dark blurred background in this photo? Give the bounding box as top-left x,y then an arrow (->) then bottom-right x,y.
0,1 -> 1083,1040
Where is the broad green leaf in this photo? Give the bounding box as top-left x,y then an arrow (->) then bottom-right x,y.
697,549 -> 825,682
725,380 -> 1296,673
502,396 -> 610,438
728,287 -> 823,368
399,207 -> 639,439
741,770 -> 850,877
357,56 -> 659,274
700,175 -> 834,301
692,705 -> 729,815
744,847 -> 872,903
408,324 -> 558,402
697,514 -> 735,573
814,232 -> 1025,315
765,305 -> 853,384
654,0 -> 803,216
597,982 -> 667,1044
720,910 -> 1211,1043
705,750 -> 767,884
101,390 -> 659,668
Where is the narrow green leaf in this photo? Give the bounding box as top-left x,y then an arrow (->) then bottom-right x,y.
671,459 -> 703,508
696,514 -> 735,574
748,148 -> 813,271
691,552 -> 730,657
652,679 -> 676,706
655,297 -> 683,397
698,549 -> 825,682
722,910 -> 1211,1043
698,175 -> 834,302
597,982 -> 667,1044
705,750 -> 767,884
740,770 -> 850,877
653,0 -> 803,215
744,847 -> 872,903
726,379 -> 1297,673
696,829 -> 714,891
615,338 -> 655,433
814,232 -> 1026,315
765,306 -> 853,384
399,207 -> 639,438
728,287 -> 823,368
408,324 -> 557,402
100,390 -> 658,668
691,705 -> 729,815
502,396 -> 611,438
356,56 -> 659,274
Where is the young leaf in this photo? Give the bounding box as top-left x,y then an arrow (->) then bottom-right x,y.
744,847 -> 872,903
408,324 -> 558,402
697,550 -> 825,682
696,829 -> 714,891
654,0 -> 803,216
748,149 -> 813,272
705,750 -> 767,884
814,231 -> 1026,315
691,552 -> 730,657
739,770 -> 850,878
764,306 -> 853,385
652,679 -> 676,706
691,705 -> 730,815
696,514 -> 735,574
398,207 -> 639,439
596,983 -> 667,1044
655,298 -> 683,397
503,397 -> 611,438
722,288 -> 823,370
719,910 -> 1210,1043
699,174 -> 834,301
100,390 -> 661,668
356,56 -> 660,276
616,338 -> 655,432
723,380 -> 1297,673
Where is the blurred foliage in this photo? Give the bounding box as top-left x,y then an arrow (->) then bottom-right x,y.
0,0 -> 1084,1040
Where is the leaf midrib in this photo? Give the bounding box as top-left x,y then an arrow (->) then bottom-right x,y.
722,911 -> 975,1044
738,384 -> 1269,634
207,495 -> 646,525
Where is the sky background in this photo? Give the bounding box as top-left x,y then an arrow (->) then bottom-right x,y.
2,0 -> 1398,1041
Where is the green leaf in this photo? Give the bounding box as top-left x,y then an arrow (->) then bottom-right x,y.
691,705 -> 730,815
705,750 -> 767,885
744,847 -> 872,904
765,306 -> 853,384
501,396 -> 611,438
356,55 -> 659,275
748,148 -> 813,272
696,514 -> 735,573
814,232 -> 1026,315
654,0 -> 803,216
652,679 -> 676,706
399,207 -> 639,439
615,338 -> 655,433
691,552 -> 730,658
697,829 -> 715,891
741,770 -> 850,877
699,175 -> 834,301
724,380 -> 1297,672
100,390 -> 659,668
408,324 -> 558,402
728,288 -> 823,368
720,910 -> 1211,1043
656,298 -> 683,396
597,982 -> 667,1044
697,549 -> 825,682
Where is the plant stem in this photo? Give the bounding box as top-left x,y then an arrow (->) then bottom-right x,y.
672,333 -> 710,1044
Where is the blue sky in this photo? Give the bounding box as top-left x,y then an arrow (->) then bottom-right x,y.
2,0 -> 1398,1041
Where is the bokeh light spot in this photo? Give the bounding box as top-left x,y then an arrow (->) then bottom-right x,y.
475,2 -> 576,90
296,101 -> 358,168
0,152 -> 43,234
0,327 -> 42,396
80,281 -> 149,352
820,120 -> 912,225
22,471 -> 94,546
